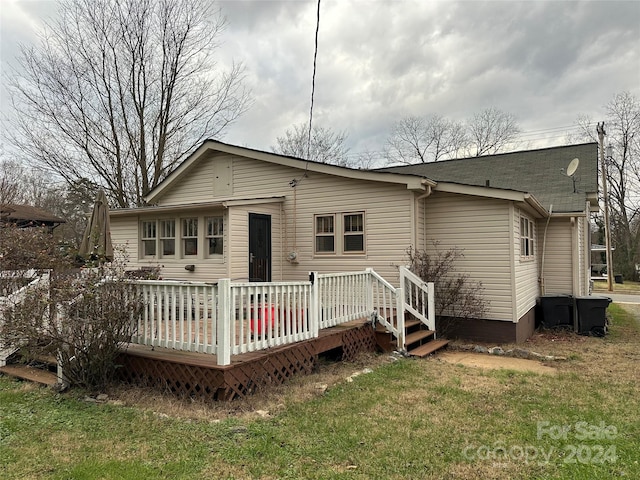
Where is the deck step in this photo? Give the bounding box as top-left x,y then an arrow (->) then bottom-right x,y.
405,329 -> 435,346
408,339 -> 450,358
404,319 -> 422,329
0,364 -> 58,387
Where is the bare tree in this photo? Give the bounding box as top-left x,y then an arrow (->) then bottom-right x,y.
0,160 -> 23,206
7,0 -> 251,208
603,93 -> 639,281
272,123 -> 351,166
386,115 -> 467,164
0,159 -> 54,206
572,92 -> 640,281
466,107 -> 521,156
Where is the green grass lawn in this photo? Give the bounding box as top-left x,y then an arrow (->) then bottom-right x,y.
1,305 -> 639,479
593,279 -> 640,294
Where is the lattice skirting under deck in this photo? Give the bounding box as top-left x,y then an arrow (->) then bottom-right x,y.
116,322 -> 376,401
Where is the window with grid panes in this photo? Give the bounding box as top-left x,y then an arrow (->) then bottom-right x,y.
182,218 -> 198,256
206,216 -> 223,255
343,213 -> 364,252
315,215 -> 335,253
159,219 -> 175,256
520,216 -> 535,258
141,220 -> 156,256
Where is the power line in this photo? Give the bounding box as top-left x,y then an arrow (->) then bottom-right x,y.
306,0 -> 321,161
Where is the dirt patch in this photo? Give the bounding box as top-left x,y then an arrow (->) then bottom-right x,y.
437,351 -> 557,375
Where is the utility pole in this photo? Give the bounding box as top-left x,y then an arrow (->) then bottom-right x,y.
596,122 -> 614,292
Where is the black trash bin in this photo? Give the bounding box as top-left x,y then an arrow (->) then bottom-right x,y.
614,274 -> 623,284
575,296 -> 612,337
539,294 -> 574,329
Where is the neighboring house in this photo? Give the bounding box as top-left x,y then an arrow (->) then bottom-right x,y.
109,141 -> 599,343
0,204 -> 65,231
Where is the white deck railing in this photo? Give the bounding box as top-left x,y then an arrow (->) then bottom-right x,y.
130,267 -> 435,365
0,271 -> 51,365
132,280 -> 217,354
400,267 -> 436,332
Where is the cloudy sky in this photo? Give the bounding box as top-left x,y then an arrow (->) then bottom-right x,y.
1,0 -> 639,164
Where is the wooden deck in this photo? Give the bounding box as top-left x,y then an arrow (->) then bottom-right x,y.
117,319 -> 376,400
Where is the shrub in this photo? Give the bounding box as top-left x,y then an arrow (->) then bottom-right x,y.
406,243 -> 488,336
1,226 -> 144,390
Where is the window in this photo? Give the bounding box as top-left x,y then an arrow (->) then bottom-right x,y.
206,216 -> 224,255
315,215 -> 335,253
343,213 -> 364,253
141,221 -> 156,256
182,218 -> 198,256
520,216 -> 535,258
159,220 -> 175,257
314,212 -> 366,255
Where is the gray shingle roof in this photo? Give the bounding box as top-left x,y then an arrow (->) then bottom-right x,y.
379,143 -> 598,213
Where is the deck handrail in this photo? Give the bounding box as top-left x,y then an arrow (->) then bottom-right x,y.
128,268 -> 436,365
400,267 -> 436,334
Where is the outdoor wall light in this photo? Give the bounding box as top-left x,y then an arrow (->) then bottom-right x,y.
185,264 -> 195,272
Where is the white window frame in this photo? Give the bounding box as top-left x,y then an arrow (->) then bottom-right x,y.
314,212 -> 366,256
205,216 -> 224,257
314,214 -> 336,254
520,216 -> 535,259
141,220 -> 157,257
182,218 -> 198,257
159,219 -> 176,258
342,212 -> 365,254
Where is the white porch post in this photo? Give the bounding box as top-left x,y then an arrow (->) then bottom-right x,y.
216,278 -> 232,366
54,304 -> 67,386
309,272 -> 319,337
396,286 -> 405,352
365,268 -> 374,319
427,282 -> 435,336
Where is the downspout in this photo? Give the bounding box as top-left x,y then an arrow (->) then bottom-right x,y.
540,204 -> 553,295
571,216 -> 579,332
417,184 -> 432,252
571,216 -> 579,297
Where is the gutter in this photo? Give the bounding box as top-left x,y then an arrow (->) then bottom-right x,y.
523,194 -> 549,218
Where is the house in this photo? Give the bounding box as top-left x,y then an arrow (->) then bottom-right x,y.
109,141 -> 599,343
0,204 -> 65,231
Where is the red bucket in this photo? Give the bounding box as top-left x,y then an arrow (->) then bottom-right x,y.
250,304 -> 276,335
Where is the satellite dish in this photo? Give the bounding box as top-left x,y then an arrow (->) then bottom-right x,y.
566,158 -> 579,177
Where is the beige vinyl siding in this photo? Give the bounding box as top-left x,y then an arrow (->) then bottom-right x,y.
415,193 -> 426,254
110,216 -> 139,262
583,202 -> 592,295
424,192 -> 514,321
515,208 -> 539,320
158,152 -> 221,205
577,216 -> 586,296
228,207 -> 247,280
539,217 -> 573,294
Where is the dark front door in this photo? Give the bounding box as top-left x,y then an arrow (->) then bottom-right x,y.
249,213 -> 271,282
